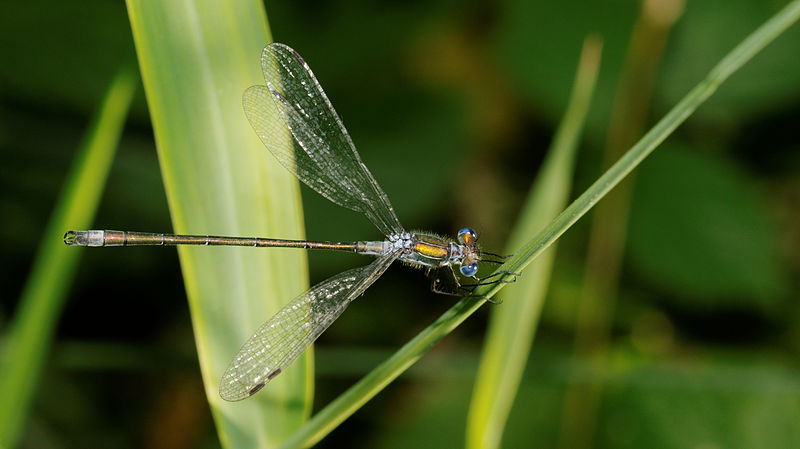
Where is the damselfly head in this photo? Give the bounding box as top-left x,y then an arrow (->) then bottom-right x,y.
457,227 -> 480,277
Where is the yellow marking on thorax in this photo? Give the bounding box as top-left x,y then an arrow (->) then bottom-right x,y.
414,242 -> 448,258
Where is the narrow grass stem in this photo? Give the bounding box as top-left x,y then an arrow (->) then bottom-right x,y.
0,69 -> 135,448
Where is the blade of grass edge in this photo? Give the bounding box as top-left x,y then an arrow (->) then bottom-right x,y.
276,1 -> 800,447
125,2 -> 310,447
0,68 -> 136,448
466,36 -> 602,449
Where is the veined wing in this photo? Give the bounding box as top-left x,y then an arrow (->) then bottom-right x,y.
219,251 -> 399,401
243,43 -> 404,237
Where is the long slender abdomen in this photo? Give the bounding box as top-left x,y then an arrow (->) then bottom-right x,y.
63,230 -> 363,252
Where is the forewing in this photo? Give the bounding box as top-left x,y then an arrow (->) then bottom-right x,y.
242,43 -> 404,237
219,251 -> 399,401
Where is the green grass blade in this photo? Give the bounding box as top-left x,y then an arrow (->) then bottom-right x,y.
277,1 -> 800,446
125,1 -> 310,447
0,69 -> 136,448
466,36 -> 602,449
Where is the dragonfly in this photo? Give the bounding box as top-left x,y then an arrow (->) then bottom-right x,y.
64,43 -> 515,402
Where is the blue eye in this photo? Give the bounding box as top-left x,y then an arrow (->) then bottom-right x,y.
460,262 -> 478,277
458,227 -> 477,245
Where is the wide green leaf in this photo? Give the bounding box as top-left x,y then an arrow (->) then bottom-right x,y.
125,1 -> 309,447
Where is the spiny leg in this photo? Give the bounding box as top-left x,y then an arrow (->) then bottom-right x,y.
481,251 -> 514,261
427,266 -> 463,297
478,270 -> 521,281
459,271 -> 520,288
456,282 -> 503,304
455,270 -> 521,304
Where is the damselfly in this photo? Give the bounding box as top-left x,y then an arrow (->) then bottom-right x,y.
65,43 -> 515,402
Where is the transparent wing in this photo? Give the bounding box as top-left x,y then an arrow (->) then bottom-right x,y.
219,251 -> 399,401
243,43 -> 404,237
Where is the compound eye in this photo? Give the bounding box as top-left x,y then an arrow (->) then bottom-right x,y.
458,227 -> 477,245
460,262 -> 478,277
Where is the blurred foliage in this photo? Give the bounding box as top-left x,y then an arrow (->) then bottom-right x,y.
629,143 -> 789,311
1,0 -> 799,448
